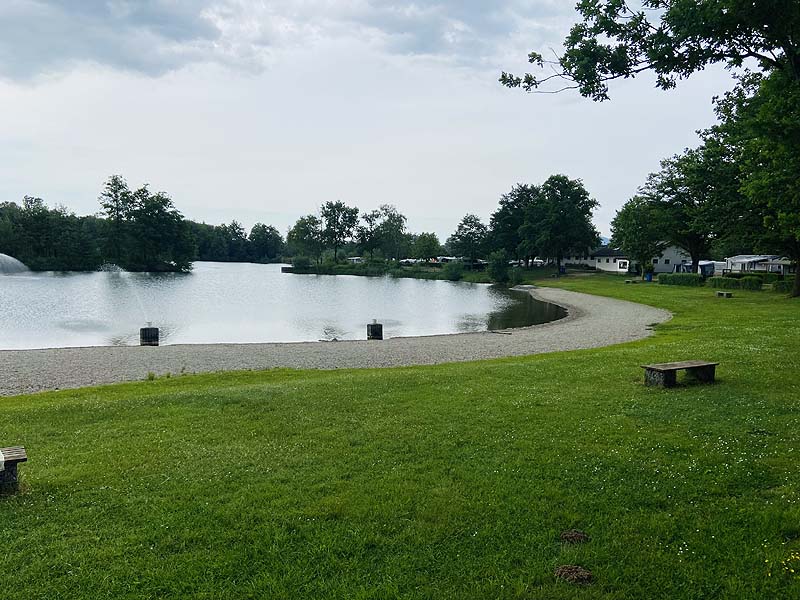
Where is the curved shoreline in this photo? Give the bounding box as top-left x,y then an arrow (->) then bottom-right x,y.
0,287 -> 671,396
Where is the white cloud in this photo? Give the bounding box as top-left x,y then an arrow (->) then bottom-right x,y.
0,1 -> 573,80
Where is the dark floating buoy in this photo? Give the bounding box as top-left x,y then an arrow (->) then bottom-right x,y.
140,325 -> 160,346
367,319 -> 383,341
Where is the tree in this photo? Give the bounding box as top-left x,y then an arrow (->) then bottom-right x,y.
712,70 -> 800,296
519,175 -> 600,273
220,221 -> 249,262
487,250 -> 510,284
99,175 -> 134,264
488,184 -> 537,260
610,196 -> 668,279
320,201 -> 359,261
501,0 -> 800,100
356,209 -> 382,259
447,214 -> 488,267
249,223 -> 284,262
129,188 -> 195,272
376,204 -> 408,261
413,232 -> 442,261
288,215 -> 324,264
639,144 -> 741,272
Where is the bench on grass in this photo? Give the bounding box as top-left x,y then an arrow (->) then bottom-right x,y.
641,361 -> 719,388
716,291 -> 733,298
0,447 -> 28,490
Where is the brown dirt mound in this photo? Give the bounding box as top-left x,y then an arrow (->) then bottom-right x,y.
554,565 -> 593,585
560,529 -> 590,544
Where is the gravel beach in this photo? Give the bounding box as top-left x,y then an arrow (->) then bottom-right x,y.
0,287 -> 671,396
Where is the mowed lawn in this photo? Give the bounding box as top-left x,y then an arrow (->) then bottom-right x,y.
2,276 -> 799,599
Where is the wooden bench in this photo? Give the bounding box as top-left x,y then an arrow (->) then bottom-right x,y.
0,446 -> 28,490
641,361 -> 719,388
716,291 -> 733,298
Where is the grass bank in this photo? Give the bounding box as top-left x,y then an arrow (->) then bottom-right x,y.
2,275 -> 799,598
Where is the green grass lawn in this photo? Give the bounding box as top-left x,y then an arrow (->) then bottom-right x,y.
2,275 -> 799,599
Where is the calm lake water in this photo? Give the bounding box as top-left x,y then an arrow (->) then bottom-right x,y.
0,262 -> 565,350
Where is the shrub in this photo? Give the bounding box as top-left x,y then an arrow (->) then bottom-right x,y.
292,256 -> 312,269
773,280 -> 793,293
760,272 -> 781,284
441,261 -> 464,281
508,267 -> 525,287
708,277 -> 741,289
658,273 -> 704,286
740,276 -> 764,291
487,250 -> 510,284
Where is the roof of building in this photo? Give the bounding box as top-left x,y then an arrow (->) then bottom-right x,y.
591,246 -> 628,258
727,255 -> 781,264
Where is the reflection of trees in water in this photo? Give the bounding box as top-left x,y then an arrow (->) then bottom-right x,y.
455,292 -> 565,333
487,293 -> 566,331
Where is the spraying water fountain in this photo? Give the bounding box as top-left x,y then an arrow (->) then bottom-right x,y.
0,254 -> 29,275
99,263 -> 159,346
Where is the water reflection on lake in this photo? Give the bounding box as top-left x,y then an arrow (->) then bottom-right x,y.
0,262 -> 565,350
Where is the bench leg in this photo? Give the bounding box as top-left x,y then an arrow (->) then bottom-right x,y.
0,464 -> 19,493
645,370 -> 676,388
688,365 -> 716,383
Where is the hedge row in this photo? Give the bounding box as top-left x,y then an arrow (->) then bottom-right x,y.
773,280 -> 796,293
723,271 -> 782,284
658,273 -> 705,286
740,276 -> 764,290
708,277 -> 740,289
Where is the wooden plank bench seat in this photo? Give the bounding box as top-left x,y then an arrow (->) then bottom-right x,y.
641,361 -> 719,388
716,291 -> 733,298
0,446 -> 28,490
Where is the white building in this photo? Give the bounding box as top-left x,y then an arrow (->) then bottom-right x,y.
591,247 -> 631,273
651,246 -> 691,274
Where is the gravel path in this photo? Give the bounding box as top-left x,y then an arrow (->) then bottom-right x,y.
0,287 -> 670,396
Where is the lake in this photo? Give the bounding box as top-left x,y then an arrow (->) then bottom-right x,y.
0,262 -> 565,350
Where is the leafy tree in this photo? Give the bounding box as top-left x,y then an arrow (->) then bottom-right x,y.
376,205 -> 408,261
519,175 -> 600,273
487,250 -> 510,284
220,221 -> 249,262
610,196 -> 668,279
129,188 -> 195,271
320,201 -> 359,261
249,223 -> 284,262
639,145 -> 740,272
413,232 -> 442,260
99,175 -> 134,264
356,209 -> 383,259
502,0 -> 800,100
712,70 -> 800,296
288,215 -> 324,265
489,184 -> 537,260
447,214 -> 488,267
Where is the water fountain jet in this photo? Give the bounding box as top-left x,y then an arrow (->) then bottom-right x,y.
0,254 -> 29,275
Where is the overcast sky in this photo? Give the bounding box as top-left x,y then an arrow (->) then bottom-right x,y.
0,0 -> 737,240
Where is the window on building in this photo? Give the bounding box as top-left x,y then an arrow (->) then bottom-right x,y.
665,259 -> 671,264
619,261 -> 628,269
613,258 -> 617,263
606,258 -> 610,263
653,259 -> 659,264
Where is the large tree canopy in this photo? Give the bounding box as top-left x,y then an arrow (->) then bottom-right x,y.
711,70 -> 800,295
320,201 -> 359,261
519,175 -> 600,271
501,0 -> 800,100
